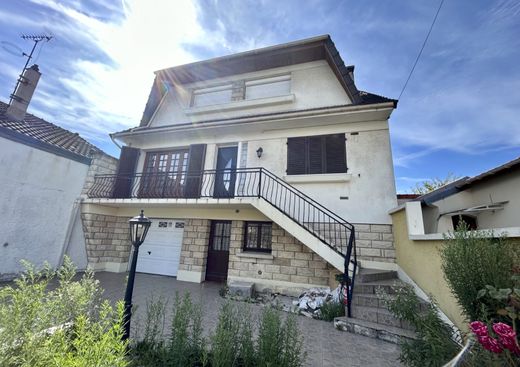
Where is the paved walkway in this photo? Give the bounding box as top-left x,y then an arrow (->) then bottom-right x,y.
95,272 -> 401,367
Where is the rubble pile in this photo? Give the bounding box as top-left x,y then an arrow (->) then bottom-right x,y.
293,286 -> 343,318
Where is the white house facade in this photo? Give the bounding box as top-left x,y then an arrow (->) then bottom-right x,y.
84,35 -> 399,299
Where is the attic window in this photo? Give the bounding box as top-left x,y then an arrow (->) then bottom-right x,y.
245,75 -> 291,100
192,84 -> 233,107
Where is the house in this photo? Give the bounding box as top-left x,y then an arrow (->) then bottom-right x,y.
390,156 -> 520,329
0,64 -> 118,280
84,35 -> 399,300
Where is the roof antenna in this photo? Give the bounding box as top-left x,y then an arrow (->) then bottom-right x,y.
8,34 -> 53,106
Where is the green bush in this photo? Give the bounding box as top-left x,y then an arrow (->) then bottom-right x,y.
440,224 -> 519,321
257,307 -> 305,367
0,257 -> 128,367
380,286 -> 460,367
168,292 -> 205,367
318,301 -> 345,321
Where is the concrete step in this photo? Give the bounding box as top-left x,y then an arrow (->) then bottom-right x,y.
353,293 -> 395,308
357,269 -> 398,283
334,316 -> 417,344
351,305 -> 415,331
356,278 -> 407,295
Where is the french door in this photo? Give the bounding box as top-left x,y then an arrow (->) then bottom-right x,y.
140,150 -> 189,198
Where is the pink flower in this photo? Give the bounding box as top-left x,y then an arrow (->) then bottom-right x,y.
493,322 -> 520,356
470,321 -> 489,337
493,322 -> 516,339
478,335 -> 503,354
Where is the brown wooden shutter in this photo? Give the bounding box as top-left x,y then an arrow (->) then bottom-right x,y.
112,146 -> 139,198
287,137 -> 306,174
325,133 -> 347,173
308,136 -> 324,174
184,144 -> 206,198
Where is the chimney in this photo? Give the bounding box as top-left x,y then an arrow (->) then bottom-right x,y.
7,64 -> 41,121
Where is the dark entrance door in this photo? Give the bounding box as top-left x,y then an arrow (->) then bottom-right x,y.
205,221 -> 231,282
213,146 -> 238,198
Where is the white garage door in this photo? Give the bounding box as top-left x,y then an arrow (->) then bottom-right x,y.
136,219 -> 184,276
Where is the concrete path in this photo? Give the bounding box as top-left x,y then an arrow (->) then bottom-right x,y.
95,272 -> 401,367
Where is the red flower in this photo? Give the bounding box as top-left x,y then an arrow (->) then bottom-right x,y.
478,335 -> 503,354
470,321 -> 489,337
493,322 -> 515,339
493,322 -> 520,356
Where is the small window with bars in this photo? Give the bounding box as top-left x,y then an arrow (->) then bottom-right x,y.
243,222 -> 272,252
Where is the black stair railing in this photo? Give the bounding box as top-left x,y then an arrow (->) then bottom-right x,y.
88,167 -> 358,316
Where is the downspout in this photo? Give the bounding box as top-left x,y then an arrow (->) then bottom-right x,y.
58,197 -> 82,267
110,133 -> 122,149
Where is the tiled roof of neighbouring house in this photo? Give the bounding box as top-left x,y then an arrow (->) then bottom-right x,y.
0,100 -> 101,162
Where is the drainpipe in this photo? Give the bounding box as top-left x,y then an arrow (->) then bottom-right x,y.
58,197 -> 82,267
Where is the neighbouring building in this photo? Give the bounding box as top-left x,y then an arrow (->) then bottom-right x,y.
84,35 -> 399,296
0,64 -> 117,280
390,156 -> 520,329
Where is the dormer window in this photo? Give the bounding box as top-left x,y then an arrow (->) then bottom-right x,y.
245,75 -> 291,100
192,84 -> 233,107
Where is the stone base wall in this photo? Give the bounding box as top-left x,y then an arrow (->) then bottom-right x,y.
81,213 -> 131,269
178,219 -> 211,274
227,221 -> 336,289
353,223 -> 395,263
81,151 -> 118,197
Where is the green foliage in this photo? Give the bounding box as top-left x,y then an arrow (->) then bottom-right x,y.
318,301 -> 345,321
168,292 -> 205,367
440,224 -> 518,321
380,286 -> 460,367
411,173 -> 459,195
211,302 -> 241,367
0,257 -> 128,367
257,307 -> 306,367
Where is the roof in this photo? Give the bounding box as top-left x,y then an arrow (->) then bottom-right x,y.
139,35 -> 397,127
457,156 -> 520,189
0,101 -> 101,164
413,155 -> 520,204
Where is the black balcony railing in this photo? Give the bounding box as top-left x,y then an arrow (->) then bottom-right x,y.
88,167 -> 358,316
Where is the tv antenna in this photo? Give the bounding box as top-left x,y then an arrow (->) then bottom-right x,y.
8,34 -> 53,105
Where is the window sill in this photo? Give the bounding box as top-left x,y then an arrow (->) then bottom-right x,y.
284,173 -> 351,183
184,94 -> 294,115
236,251 -> 274,260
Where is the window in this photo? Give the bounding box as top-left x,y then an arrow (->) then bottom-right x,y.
287,134 -> 347,175
452,215 -> 478,230
243,222 -> 272,252
245,75 -> 291,100
210,221 -> 232,251
192,85 -> 232,107
141,149 -> 189,197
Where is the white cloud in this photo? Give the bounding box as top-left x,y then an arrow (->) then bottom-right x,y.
22,0 -> 226,144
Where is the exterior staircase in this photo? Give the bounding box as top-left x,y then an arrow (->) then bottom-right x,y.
334,268 -> 421,344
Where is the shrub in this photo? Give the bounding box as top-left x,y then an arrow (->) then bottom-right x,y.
380,286 -> 460,367
257,306 -> 305,367
319,301 -> 345,321
440,224 -> 518,322
130,295 -> 169,366
211,301 -> 241,367
168,292 -> 205,367
0,257 -> 128,367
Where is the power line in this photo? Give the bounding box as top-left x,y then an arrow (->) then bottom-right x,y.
398,0 -> 445,101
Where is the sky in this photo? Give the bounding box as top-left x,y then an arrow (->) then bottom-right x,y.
1,0 -> 519,193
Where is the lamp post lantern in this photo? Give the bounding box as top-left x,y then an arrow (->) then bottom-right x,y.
123,209 -> 151,341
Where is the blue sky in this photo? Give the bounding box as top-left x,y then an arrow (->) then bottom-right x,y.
1,0 -> 519,192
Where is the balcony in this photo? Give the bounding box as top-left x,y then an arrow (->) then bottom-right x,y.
87,168 -> 263,199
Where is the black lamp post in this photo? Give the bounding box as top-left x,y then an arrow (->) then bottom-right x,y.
123,209 -> 151,341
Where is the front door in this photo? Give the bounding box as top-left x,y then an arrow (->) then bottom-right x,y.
213,146 -> 238,198
205,221 -> 231,282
